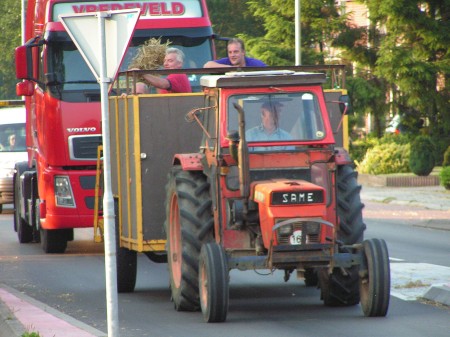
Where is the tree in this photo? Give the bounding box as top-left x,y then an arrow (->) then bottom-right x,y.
0,0 -> 21,100
206,0 -> 265,58
242,0 -> 349,65
365,0 -> 449,154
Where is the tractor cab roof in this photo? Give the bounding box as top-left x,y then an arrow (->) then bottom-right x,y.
200,70 -> 326,89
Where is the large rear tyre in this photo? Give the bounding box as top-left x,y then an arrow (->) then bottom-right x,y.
199,243 -> 229,323
14,163 -> 33,243
115,198 -> 137,293
360,238 -> 390,317
319,164 -> 365,306
165,168 -> 214,312
40,229 -> 68,254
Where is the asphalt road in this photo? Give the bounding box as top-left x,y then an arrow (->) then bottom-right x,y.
1,186 -> 449,337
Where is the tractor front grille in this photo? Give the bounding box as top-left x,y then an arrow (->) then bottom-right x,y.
276,220 -> 321,245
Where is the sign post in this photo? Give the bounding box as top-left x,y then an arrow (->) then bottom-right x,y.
60,9 -> 140,337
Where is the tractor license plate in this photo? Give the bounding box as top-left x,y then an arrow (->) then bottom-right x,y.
289,230 -> 303,245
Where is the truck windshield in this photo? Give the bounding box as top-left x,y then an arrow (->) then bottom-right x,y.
228,93 -> 326,150
46,32 -> 213,100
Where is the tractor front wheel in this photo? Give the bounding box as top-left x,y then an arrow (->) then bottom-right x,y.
199,243 -> 229,323
360,238 -> 390,317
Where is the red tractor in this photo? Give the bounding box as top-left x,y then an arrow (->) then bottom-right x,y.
163,70 -> 390,322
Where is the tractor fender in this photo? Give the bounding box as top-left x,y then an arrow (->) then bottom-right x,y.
334,147 -> 353,166
173,153 -> 204,171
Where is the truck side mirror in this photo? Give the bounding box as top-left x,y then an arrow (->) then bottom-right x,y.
339,95 -> 353,115
15,45 -> 32,80
16,80 -> 34,96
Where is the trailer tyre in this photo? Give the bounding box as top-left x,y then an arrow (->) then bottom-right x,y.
319,164 -> 365,306
14,163 -> 33,243
360,238 -> 390,317
199,243 -> 229,323
115,198 -> 137,293
165,168 -> 214,312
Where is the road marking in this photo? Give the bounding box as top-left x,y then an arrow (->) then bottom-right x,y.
389,257 -> 404,262
389,263 -> 450,301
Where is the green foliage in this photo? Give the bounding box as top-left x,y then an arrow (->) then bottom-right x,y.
0,0 -> 21,100
439,166 -> 450,190
442,146 -> 450,167
356,142 -> 411,175
351,133 -> 412,165
21,332 -> 40,337
243,0 -> 348,65
409,135 -> 436,176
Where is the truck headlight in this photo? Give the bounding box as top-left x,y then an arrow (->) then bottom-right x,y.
55,176 -> 76,207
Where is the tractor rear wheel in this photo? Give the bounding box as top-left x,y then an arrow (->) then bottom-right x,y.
199,243 -> 229,323
165,168 -> 214,311
319,164 -> 365,306
360,238 -> 390,317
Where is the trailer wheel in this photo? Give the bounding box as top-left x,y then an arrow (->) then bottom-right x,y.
319,164 -> 365,306
360,238 -> 390,317
199,243 -> 229,323
165,168 -> 213,312
14,163 -> 33,243
115,198 -> 137,293
40,229 -> 68,253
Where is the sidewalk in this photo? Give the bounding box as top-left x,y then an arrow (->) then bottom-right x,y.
1,183 -> 449,336
360,182 -> 450,307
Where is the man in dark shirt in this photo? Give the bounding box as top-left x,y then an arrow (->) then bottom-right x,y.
204,38 -> 266,68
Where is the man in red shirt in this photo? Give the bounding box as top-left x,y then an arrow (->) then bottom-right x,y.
136,47 -> 192,94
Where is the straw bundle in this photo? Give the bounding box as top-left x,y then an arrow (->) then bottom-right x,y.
129,38 -> 170,70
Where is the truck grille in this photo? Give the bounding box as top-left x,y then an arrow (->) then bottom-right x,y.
69,135 -> 102,160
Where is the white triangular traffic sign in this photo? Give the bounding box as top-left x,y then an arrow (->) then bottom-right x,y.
59,9 -> 140,81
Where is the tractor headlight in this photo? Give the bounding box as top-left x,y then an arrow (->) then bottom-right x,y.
55,176 -> 76,208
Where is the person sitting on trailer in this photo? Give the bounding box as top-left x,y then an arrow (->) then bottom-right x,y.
203,38 -> 266,68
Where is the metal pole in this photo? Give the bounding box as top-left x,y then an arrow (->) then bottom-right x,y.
21,0 -> 26,44
97,11 -> 119,337
295,0 -> 301,65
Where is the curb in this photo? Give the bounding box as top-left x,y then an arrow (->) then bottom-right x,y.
359,173 -> 440,187
422,284 -> 450,307
0,284 -> 106,337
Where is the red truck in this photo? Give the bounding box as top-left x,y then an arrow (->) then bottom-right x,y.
14,0 -> 216,253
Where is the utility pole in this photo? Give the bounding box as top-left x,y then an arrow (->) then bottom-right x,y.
295,0 -> 301,65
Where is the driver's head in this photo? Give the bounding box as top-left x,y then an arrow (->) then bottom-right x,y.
260,102 -> 282,132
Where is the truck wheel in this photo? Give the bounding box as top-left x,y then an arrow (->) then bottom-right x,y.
199,243 -> 229,323
115,198 -> 137,293
360,238 -> 390,317
318,164 -> 365,306
14,163 -> 33,243
165,168 -> 214,312
40,229 -> 68,253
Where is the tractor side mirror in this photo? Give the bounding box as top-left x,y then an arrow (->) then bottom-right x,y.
226,130 -> 240,163
339,95 -> 353,115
